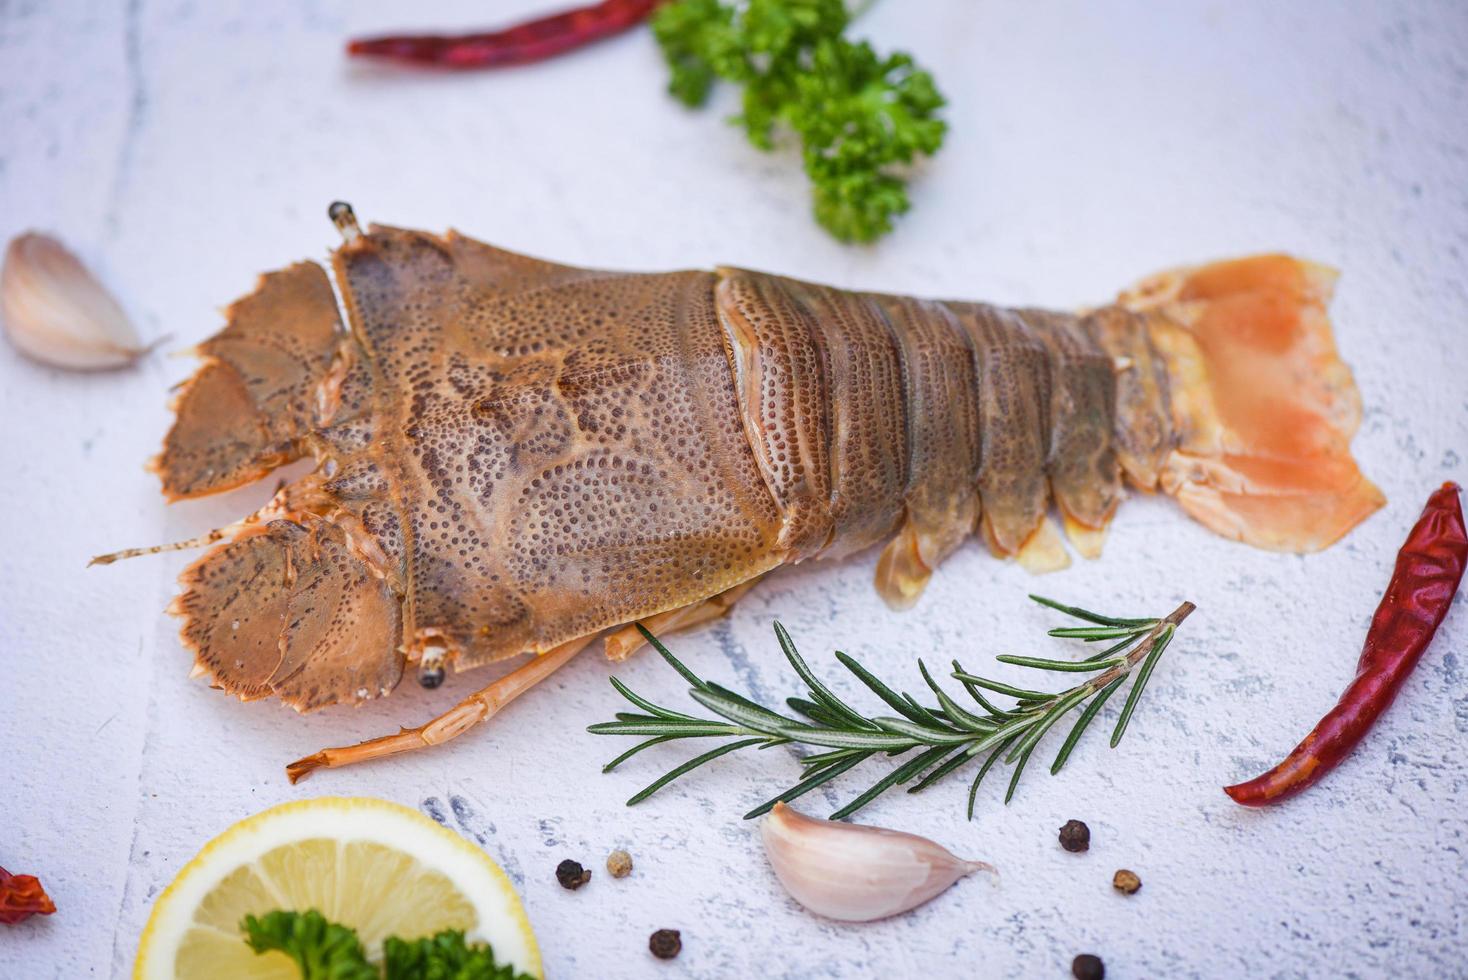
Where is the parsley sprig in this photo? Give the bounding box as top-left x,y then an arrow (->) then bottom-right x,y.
653,0 -> 948,243
590,596 -> 1195,819
243,910 -> 535,980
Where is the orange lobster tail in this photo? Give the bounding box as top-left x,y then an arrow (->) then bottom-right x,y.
1123,255 -> 1384,552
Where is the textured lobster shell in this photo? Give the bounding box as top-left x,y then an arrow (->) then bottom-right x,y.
154,227 -> 1382,711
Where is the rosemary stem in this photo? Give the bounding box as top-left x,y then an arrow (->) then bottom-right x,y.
1077,601 -> 1194,698
591,596 -> 1195,819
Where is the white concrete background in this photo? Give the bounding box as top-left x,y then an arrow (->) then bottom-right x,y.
2,1 -> 1466,977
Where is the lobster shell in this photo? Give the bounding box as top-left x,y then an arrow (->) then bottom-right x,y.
145,222 -> 1382,713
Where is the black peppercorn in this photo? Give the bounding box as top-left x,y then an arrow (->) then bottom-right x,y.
1058,819 -> 1091,852
649,928 -> 682,959
555,859 -> 591,890
1072,953 -> 1105,980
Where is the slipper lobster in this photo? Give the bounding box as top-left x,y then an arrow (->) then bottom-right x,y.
100,204 -> 1383,778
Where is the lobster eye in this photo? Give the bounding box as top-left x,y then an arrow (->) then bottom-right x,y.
327,201 -> 361,243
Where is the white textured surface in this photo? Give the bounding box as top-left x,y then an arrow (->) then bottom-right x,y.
2,2 -> 1466,977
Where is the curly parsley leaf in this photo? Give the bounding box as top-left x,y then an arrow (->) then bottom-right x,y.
652,0 -> 947,243
383,929 -> 532,980
243,910 -> 377,980
242,910 -> 534,980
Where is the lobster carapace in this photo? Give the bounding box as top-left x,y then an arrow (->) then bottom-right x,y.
108,205 -> 1383,777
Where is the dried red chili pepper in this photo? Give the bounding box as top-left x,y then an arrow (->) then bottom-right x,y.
348,0 -> 660,70
0,866 -> 56,925
1225,482 -> 1467,806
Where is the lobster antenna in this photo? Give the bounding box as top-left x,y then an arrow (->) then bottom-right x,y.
328,201 -> 361,244
90,479 -> 292,566
89,524 -> 237,566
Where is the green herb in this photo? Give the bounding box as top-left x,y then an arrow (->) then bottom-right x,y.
589,595 -> 1195,819
242,909 -> 377,980
652,0 -> 947,243
242,909 -> 534,980
382,930 -> 532,980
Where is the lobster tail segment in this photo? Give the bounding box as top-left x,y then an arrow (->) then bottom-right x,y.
1121,255 -> 1384,551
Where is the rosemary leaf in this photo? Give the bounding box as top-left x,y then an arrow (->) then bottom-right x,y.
870,716 -> 974,745
626,737 -> 766,805
948,671 -> 1054,702
786,696 -> 849,728
995,654 -> 1125,673
688,687 -> 795,732
636,622 -> 709,691
707,679 -> 788,718
609,676 -> 701,722
829,744 -> 954,820
812,688 -> 884,731
1047,625 -> 1148,641
917,660 -> 995,732
799,747 -> 866,770
773,622 -> 870,729
1028,594 -> 1155,628
1110,624 -> 1175,748
744,753 -> 869,819
836,651 -> 935,725
906,743 -> 975,794
1003,740 -> 1039,805
967,735 -> 1019,819
951,660 -> 1022,718
1050,676 -> 1125,774
1005,688 -> 1089,765
602,734 -> 679,773
901,692 -> 952,729
957,712 -> 1039,758
587,720 -> 748,738
771,722 -> 916,751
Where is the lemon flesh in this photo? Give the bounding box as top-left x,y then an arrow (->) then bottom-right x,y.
135,797 -> 540,979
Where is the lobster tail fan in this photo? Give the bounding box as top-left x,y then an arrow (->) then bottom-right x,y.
1123,255 -> 1384,552
152,261 -> 346,500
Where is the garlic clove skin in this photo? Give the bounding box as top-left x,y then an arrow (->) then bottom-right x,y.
1,232 -> 144,370
760,802 -> 994,922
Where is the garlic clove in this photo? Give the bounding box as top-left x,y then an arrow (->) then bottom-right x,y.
760,802 -> 994,922
1,232 -> 145,370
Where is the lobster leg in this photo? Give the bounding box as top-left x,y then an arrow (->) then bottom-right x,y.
287,578 -> 763,780
285,634 -> 595,782
603,577 -> 764,661
1014,516 -> 1072,574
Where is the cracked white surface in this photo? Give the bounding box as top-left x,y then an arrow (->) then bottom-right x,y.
1,1 -> 1466,977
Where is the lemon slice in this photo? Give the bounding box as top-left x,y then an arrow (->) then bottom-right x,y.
135,797 -> 540,979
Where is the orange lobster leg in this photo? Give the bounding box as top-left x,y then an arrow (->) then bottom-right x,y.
285,635 -> 595,782
602,577 -> 764,661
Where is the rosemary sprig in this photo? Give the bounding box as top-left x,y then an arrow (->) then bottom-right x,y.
589,595 -> 1195,820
